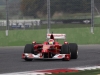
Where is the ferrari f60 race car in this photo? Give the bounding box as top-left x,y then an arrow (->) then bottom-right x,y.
22,33 -> 78,61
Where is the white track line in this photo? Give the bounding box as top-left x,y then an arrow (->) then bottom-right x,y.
0,71 -> 47,75
69,66 -> 100,71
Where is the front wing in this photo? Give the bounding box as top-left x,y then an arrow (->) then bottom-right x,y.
22,53 -> 70,60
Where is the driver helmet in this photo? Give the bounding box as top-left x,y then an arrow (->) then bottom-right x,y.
48,39 -> 54,45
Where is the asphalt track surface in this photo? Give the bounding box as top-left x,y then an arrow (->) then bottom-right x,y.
0,45 -> 100,74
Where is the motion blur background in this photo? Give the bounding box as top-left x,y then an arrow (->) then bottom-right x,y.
0,0 -> 100,30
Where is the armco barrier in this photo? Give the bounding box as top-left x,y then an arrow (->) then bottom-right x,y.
41,19 -> 91,25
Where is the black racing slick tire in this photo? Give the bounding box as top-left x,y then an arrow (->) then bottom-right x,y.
24,44 -> 34,61
61,44 -> 70,54
61,44 -> 70,61
69,43 -> 78,59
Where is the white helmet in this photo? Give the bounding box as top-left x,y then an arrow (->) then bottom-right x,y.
48,39 -> 54,45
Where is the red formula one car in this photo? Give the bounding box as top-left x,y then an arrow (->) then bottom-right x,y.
22,33 -> 78,61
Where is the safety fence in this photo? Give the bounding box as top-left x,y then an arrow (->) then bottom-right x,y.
0,0 -> 100,30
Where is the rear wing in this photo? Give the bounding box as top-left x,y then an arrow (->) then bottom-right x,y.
47,33 -> 66,40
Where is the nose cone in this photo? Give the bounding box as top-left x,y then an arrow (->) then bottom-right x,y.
42,45 -> 50,53
42,49 -> 48,53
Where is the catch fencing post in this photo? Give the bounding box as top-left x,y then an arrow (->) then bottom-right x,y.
47,0 -> 51,34
5,0 -> 9,36
91,0 -> 94,34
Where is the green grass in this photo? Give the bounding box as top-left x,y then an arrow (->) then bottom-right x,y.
0,5 -> 5,10
0,27 -> 100,46
50,69 -> 100,75
94,16 -> 100,25
0,29 -> 46,46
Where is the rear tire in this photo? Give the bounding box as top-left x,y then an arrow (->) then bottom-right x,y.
69,43 -> 78,59
24,44 -> 34,61
61,44 -> 70,61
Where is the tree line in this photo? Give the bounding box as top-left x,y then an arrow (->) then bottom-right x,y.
21,0 -> 95,18
0,0 -> 100,19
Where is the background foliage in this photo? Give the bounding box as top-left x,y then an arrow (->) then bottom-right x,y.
21,0 -> 91,18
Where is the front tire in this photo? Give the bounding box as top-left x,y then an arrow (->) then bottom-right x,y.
24,44 -> 34,61
69,43 -> 78,59
61,44 -> 70,61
